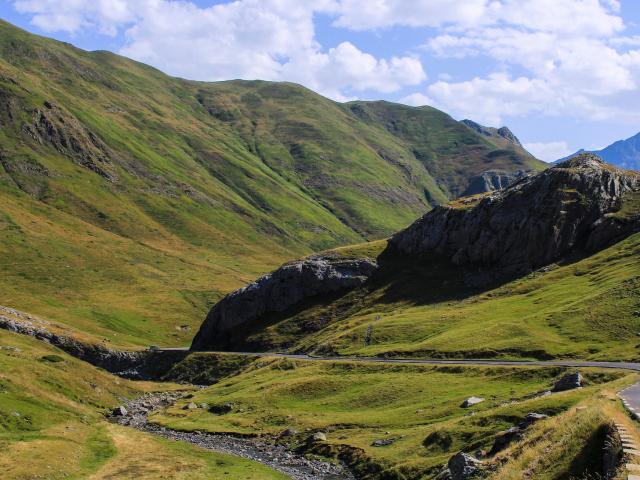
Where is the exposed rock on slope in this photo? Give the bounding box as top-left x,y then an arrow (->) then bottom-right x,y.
461,119 -> 523,147
191,256 -> 378,350
391,154 -> 640,278
461,169 -> 529,196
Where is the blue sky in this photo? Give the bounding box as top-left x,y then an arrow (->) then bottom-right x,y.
3,0 -> 640,161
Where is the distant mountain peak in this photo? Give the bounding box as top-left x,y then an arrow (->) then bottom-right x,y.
460,119 -> 522,147
555,132 -> 640,170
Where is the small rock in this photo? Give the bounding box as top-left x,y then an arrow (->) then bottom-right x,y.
198,403 -> 209,410
372,438 -> 397,447
112,406 -> 128,416
461,396 -> 485,408
448,452 -> 483,480
552,372 -> 583,392
309,432 -> 327,442
517,412 -> 548,429
280,428 -> 298,437
183,402 -> 198,410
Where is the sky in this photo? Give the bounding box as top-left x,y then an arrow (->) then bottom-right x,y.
2,1 -> 640,161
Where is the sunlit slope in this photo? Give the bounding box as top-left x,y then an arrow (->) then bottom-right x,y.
225,231 -> 640,361
0,20 -> 541,345
0,330 -> 286,479
152,357 -> 631,479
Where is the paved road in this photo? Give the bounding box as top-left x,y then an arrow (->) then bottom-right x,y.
620,382 -> 640,419
158,348 -> 640,372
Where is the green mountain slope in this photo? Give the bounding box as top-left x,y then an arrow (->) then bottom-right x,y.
193,156 -> 640,360
0,20 -> 542,346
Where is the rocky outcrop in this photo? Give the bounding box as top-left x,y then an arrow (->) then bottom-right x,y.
191,256 -> 378,350
436,452 -> 485,480
462,169 -> 529,196
0,306 -> 144,373
22,102 -> 117,181
461,119 -> 523,147
0,305 -> 187,379
391,154 -> 640,279
552,372 -> 583,392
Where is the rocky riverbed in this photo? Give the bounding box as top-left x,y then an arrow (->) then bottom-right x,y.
110,392 -> 355,480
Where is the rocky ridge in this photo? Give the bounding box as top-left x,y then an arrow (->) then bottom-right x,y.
191,256 -> 378,350
391,154 -> 640,279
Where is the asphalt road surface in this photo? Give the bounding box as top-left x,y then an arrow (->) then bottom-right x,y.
160,348 -> 640,372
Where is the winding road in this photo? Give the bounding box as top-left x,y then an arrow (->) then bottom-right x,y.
163,348 -> 640,414
164,347 -> 640,371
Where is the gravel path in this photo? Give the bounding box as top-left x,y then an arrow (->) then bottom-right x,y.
110,392 -> 355,480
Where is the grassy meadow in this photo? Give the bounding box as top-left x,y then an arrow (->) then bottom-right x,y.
151,356 -> 635,479
0,329 -> 287,479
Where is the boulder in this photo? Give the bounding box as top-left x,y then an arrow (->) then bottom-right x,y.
191,256 -> 378,350
372,437 -> 397,447
553,372 -> 583,392
309,431 -> 327,442
461,396 -> 485,408
112,405 -> 127,416
448,452 -> 484,480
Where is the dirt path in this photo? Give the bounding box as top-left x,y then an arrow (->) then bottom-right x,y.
110,392 -> 355,480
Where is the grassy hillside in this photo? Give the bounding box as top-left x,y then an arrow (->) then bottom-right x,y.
0,329 -> 286,479
219,229 -> 640,361
0,20 -> 542,346
152,356 -> 632,479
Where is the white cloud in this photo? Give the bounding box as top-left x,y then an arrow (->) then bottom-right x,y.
14,0 -> 143,35
418,0 -> 640,123
425,73 -> 555,125
329,0 -> 487,30
329,0 -> 623,35
524,141 -> 573,162
12,0 -> 425,100
399,92 -> 434,107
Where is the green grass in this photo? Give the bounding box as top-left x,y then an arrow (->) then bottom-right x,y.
0,20 -> 542,348
235,231 -> 640,361
0,330 -> 287,479
151,356 -> 632,479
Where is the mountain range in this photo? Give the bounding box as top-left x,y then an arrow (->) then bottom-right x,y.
0,20 -> 542,346
2,16 -> 640,480
557,131 -> 640,169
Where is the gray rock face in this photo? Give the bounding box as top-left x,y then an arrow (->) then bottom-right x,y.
391,154 -> 640,279
462,169 -> 529,196
191,256 -> 378,350
553,372 -> 583,392
448,452 -> 484,480
460,119 -> 523,147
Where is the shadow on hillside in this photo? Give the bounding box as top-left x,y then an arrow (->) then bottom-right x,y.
200,240 -> 616,353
